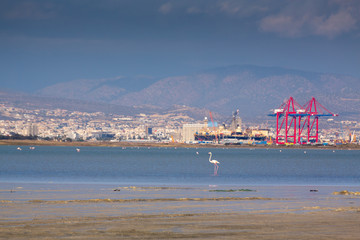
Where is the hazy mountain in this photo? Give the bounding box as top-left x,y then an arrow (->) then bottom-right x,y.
36,65 -> 360,122
115,65 -> 360,121
0,91 -> 209,121
0,90 -> 137,116
36,76 -> 158,103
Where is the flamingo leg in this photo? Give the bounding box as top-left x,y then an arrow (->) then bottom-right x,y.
214,163 -> 218,176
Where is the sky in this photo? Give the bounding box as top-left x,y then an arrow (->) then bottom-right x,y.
1,0 -> 359,93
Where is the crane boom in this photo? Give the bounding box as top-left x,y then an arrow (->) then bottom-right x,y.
209,111 -> 218,143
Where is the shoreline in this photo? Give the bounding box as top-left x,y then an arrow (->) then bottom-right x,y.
1,210 -> 360,239
1,183 -> 359,239
1,139 -> 360,150
1,183 -> 360,239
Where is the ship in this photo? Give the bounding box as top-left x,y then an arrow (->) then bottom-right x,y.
194,110 -> 268,144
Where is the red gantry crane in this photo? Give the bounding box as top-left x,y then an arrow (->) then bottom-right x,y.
269,97 -> 338,145
268,97 -> 304,144
300,97 -> 338,144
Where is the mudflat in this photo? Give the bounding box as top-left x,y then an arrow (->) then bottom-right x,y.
1,183 -> 360,239
1,210 -> 360,239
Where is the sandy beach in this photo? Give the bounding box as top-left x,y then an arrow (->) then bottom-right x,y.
1,183 -> 360,239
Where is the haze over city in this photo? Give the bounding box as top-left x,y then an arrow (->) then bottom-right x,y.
1,0 -> 360,144
1,0 -> 360,93
2,2 -> 360,238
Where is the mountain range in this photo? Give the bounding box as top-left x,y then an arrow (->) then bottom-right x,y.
35,65 -> 360,122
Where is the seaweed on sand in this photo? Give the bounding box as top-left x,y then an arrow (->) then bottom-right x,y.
209,189 -> 256,192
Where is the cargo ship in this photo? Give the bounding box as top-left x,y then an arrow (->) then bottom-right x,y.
194,131 -> 266,143
194,110 -> 268,144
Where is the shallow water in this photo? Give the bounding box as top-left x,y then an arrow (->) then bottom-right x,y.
2,146 -> 360,236
1,181 -> 360,220
1,146 -> 360,186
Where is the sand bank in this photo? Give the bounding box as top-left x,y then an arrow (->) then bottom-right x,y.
1,183 -> 360,239
1,210 -> 360,239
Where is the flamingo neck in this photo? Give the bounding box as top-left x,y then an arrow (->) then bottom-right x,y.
209,153 -> 212,162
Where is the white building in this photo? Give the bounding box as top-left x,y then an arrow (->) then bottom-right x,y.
27,124 -> 38,136
182,123 -> 206,143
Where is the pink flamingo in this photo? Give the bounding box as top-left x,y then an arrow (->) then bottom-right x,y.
208,152 -> 220,175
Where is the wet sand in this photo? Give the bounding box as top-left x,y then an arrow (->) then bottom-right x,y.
1,183 -> 360,239
1,210 -> 360,239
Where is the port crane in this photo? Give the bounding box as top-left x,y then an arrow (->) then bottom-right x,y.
209,111 -> 218,143
269,97 -> 338,144
301,97 -> 338,143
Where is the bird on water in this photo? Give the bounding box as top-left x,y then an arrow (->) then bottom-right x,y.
208,152 -> 220,176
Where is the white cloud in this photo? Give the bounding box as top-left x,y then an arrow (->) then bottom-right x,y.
159,2 -> 172,14
312,10 -> 357,38
259,1 -> 359,38
219,1 -> 242,15
218,0 -> 268,17
260,15 -> 306,38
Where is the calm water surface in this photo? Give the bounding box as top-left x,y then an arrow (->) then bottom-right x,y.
1,146 -> 360,186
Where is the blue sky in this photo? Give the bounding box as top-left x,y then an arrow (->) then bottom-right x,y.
1,0 -> 359,92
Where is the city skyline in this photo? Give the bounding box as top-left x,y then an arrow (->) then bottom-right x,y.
1,0 -> 360,93
1,100 -> 353,144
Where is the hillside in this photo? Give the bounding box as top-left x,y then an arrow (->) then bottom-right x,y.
36,76 -> 158,103
36,65 -> 360,122
0,91 -> 210,121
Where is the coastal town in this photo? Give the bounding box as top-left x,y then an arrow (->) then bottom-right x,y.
0,102 -> 359,145
0,103 -> 185,142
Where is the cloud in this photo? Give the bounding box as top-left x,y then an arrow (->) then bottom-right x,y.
159,2 -> 172,14
2,0 -> 359,41
2,1 -> 56,20
260,15 -> 306,38
218,0 -> 268,17
259,1 -> 359,38
312,10 -> 357,38
158,0 -> 268,17
155,0 -> 359,39
186,6 -> 201,14
219,1 -> 242,15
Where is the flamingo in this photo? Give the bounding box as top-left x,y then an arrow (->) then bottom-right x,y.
208,152 -> 220,175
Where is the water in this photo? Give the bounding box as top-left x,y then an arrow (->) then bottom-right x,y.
1,146 -> 360,187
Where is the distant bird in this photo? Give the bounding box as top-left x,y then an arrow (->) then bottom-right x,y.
196,152 -> 199,155
208,152 -> 220,176
76,148 -> 80,152
17,147 -> 22,151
